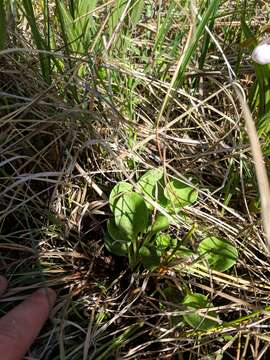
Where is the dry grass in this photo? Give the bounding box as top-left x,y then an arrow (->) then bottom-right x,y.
1,1 -> 270,359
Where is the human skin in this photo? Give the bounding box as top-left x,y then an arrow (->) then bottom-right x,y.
0,276 -> 56,360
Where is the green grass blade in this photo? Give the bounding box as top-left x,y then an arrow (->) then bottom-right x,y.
55,0 -> 73,60
108,0 -> 126,36
176,0 -> 221,87
55,0 -> 97,54
43,0 -> 50,51
153,1 -> 174,52
95,323 -> 143,360
198,0 -> 219,70
130,0 -> 144,29
0,0 -> 6,50
21,0 -> 51,83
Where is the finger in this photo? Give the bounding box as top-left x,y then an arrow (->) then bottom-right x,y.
0,288 -> 56,360
0,276 -> 8,296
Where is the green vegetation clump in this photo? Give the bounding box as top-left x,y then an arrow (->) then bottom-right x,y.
106,169 -> 238,329
105,168 -> 199,268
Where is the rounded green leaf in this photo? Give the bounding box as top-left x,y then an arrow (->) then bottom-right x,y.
150,213 -> 169,234
174,246 -> 194,259
139,245 -> 161,268
182,293 -> 218,330
104,232 -> 129,256
137,168 -> 163,197
114,192 -> 149,240
165,202 -> 182,214
164,179 -> 198,208
107,219 -> 130,242
137,168 -> 165,208
139,246 -> 151,258
109,182 -> 133,212
198,236 -> 238,272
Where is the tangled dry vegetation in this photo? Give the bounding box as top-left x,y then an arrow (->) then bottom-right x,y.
1,1 -> 270,359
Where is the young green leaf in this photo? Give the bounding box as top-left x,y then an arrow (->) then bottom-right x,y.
165,203 -> 182,215
114,191 -> 149,240
182,293 -> 218,330
150,213 -> 169,234
107,219 -> 130,242
139,245 -> 161,268
173,246 -> 194,259
104,232 -> 129,257
137,168 -> 165,209
155,233 -> 172,251
164,179 -> 198,208
198,236 -> 238,272
109,182 -> 133,212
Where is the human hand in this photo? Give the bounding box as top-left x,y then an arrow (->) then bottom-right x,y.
0,276 -> 56,360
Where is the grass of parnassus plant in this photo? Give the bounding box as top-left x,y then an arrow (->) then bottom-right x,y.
1,0 -> 270,359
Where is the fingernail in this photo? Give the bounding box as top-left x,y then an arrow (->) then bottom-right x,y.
35,288 -> 57,309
